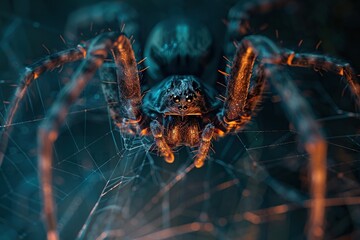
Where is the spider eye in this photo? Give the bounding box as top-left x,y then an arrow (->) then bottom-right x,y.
185,94 -> 193,103
173,95 -> 180,103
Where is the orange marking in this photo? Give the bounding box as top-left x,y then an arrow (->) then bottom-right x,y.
243,212 -> 261,224
137,57 -> 147,65
33,72 -> 39,79
214,129 -> 225,137
287,52 -> 295,65
194,159 -> 204,168
339,68 -> 344,76
48,130 -> 58,141
78,46 -> 87,58
164,153 -> 174,163
140,128 -> 149,136
218,69 -> 229,77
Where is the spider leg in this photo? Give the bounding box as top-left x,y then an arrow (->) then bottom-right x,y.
150,120 -> 174,164
99,34 -> 147,135
221,35 -> 327,240
280,51 -> 360,105
37,33 -> 132,240
0,46 -> 86,166
265,64 -> 327,240
217,37 -> 268,133
65,2 -> 138,43
225,0 -> 294,56
194,124 -> 214,168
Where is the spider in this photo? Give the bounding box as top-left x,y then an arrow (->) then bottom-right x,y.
0,1 -> 359,240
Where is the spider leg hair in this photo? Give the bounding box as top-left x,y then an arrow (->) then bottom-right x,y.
222,35 -> 327,240
37,33 -> 133,240
0,46 -> 87,166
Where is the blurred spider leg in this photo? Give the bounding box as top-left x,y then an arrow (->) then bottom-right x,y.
65,2 -> 138,41
0,46 -> 87,166
150,120 -> 174,164
100,35 -> 147,135
194,124 -> 214,168
225,35 -> 327,240
265,64 -> 327,240
281,51 -> 360,104
225,0 -> 294,56
37,33 -> 128,240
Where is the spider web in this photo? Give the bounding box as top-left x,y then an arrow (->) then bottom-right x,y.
0,0 -> 360,239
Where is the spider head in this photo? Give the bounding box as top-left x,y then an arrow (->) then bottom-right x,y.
142,75 -> 220,119
163,76 -> 205,117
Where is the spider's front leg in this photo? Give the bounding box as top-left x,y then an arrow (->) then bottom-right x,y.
217,39 -> 266,133
37,33 -> 138,240
219,36 -> 328,240
99,35 -> 147,135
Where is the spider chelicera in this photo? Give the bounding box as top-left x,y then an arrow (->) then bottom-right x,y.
0,1 -> 359,240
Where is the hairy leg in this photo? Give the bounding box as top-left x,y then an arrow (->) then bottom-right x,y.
221,35 -> 329,240
217,37 -> 268,134
0,46 -> 86,165
100,34 -> 147,135
150,120 -> 174,164
38,33 -> 133,240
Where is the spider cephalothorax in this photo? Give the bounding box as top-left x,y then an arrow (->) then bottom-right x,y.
143,75 -> 219,117
142,75 -> 220,151
0,1 -> 359,240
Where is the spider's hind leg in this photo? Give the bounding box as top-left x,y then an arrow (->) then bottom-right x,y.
225,0 -> 296,56
65,2 -> 139,45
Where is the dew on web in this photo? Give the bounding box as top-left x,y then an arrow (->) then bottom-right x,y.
0,1 -> 360,240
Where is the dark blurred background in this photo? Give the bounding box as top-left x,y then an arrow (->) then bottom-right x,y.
0,0 -> 360,239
